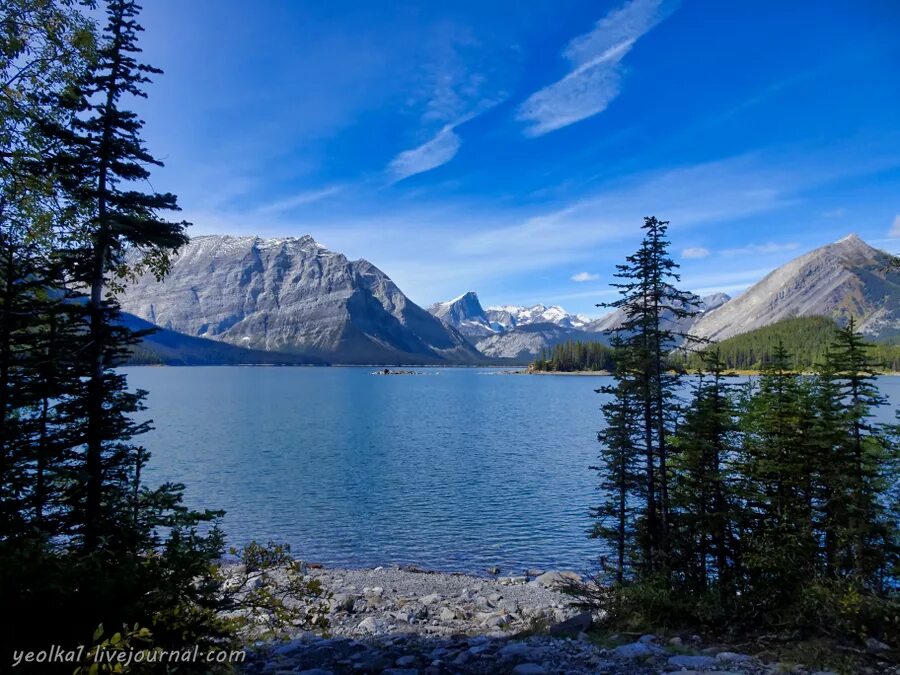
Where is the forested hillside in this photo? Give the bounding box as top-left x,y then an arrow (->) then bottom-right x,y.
681,316 -> 900,371
531,340 -> 615,371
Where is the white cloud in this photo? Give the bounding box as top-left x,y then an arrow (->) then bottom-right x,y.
517,0 -> 670,136
256,186 -> 344,215
387,126 -> 462,182
571,271 -> 600,282
889,214 -> 900,238
682,246 -> 710,259
822,207 -> 847,218
720,242 -> 799,257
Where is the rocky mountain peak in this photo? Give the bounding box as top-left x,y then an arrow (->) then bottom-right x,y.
119,234 -> 480,365
692,234 -> 899,341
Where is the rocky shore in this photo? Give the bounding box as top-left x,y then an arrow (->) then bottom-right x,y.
239,565 -> 849,674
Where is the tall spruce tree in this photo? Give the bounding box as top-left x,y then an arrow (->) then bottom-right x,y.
821,318 -> 899,586
44,0 -> 189,551
738,342 -> 819,608
670,349 -> 739,599
598,216 -> 701,574
591,333 -> 641,583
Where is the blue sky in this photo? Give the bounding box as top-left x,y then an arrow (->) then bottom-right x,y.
134,0 -> 900,315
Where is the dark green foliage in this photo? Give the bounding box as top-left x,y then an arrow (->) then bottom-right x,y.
1,2 -> 326,669
587,226 -> 900,650
669,350 -> 740,600
592,217 -> 702,577
532,339 -> 615,372
590,335 -> 642,583
677,315 -> 900,371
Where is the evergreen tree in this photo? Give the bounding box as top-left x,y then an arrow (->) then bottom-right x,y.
43,0 -> 189,551
669,349 -> 739,599
599,216 -> 701,574
821,318 -> 899,586
738,342 -> 818,609
590,334 -> 641,582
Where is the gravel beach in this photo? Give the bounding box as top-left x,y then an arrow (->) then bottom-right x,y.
238,565 -> 836,674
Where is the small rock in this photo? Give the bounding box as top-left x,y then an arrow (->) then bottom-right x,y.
331,593 -> 354,612
485,614 -> 511,629
717,651 -> 753,662
500,642 -> 532,659
452,651 -> 471,665
439,607 -> 457,621
499,575 -> 528,584
668,654 -> 717,669
668,636 -> 683,647
488,566 -> 501,575
355,617 -> 384,634
638,633 -> 656,643
395,655 -> 417,667
612,642 -> 656,658
866,637 -> 890,652
512,664 -> 546,675
421,593 -> 442,605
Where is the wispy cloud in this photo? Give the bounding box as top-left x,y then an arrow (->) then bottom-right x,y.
256,186 -> 344,215
823,207 -> 847,218
517,0 -> 671,136
719,241 -> 799,257
571,271 -> 600,282
682,246 -> 710,259
889,214 -> 900,238
388,126 -> 462,182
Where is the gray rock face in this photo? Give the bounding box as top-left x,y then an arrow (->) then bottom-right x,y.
427,291 -> 498,339
425,294 -> 600,360
586,291 -> 731,335
474,323 -> 586,360
118,235 -> 481,365
692,234 -> 900,341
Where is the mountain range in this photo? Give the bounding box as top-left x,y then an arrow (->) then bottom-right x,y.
118,233 -> 900,365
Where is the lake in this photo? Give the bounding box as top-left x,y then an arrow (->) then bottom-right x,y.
126,366 -> 900,575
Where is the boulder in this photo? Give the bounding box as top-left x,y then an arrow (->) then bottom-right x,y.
355,616 -> 385,634
548,611 -> 592,637
529,571 -> 581,588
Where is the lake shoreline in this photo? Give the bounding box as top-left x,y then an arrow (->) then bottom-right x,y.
241,562 -> 791,674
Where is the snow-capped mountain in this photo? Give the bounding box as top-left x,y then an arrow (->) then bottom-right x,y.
426,292 -> 499,339
118,235 -> 481,365
484,304 -> 592,330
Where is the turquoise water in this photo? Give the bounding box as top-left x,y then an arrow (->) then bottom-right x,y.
126,367 -> 900,574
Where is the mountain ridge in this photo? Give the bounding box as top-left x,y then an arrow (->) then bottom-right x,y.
119,234 -> 482,365
692,233 -> 900,341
